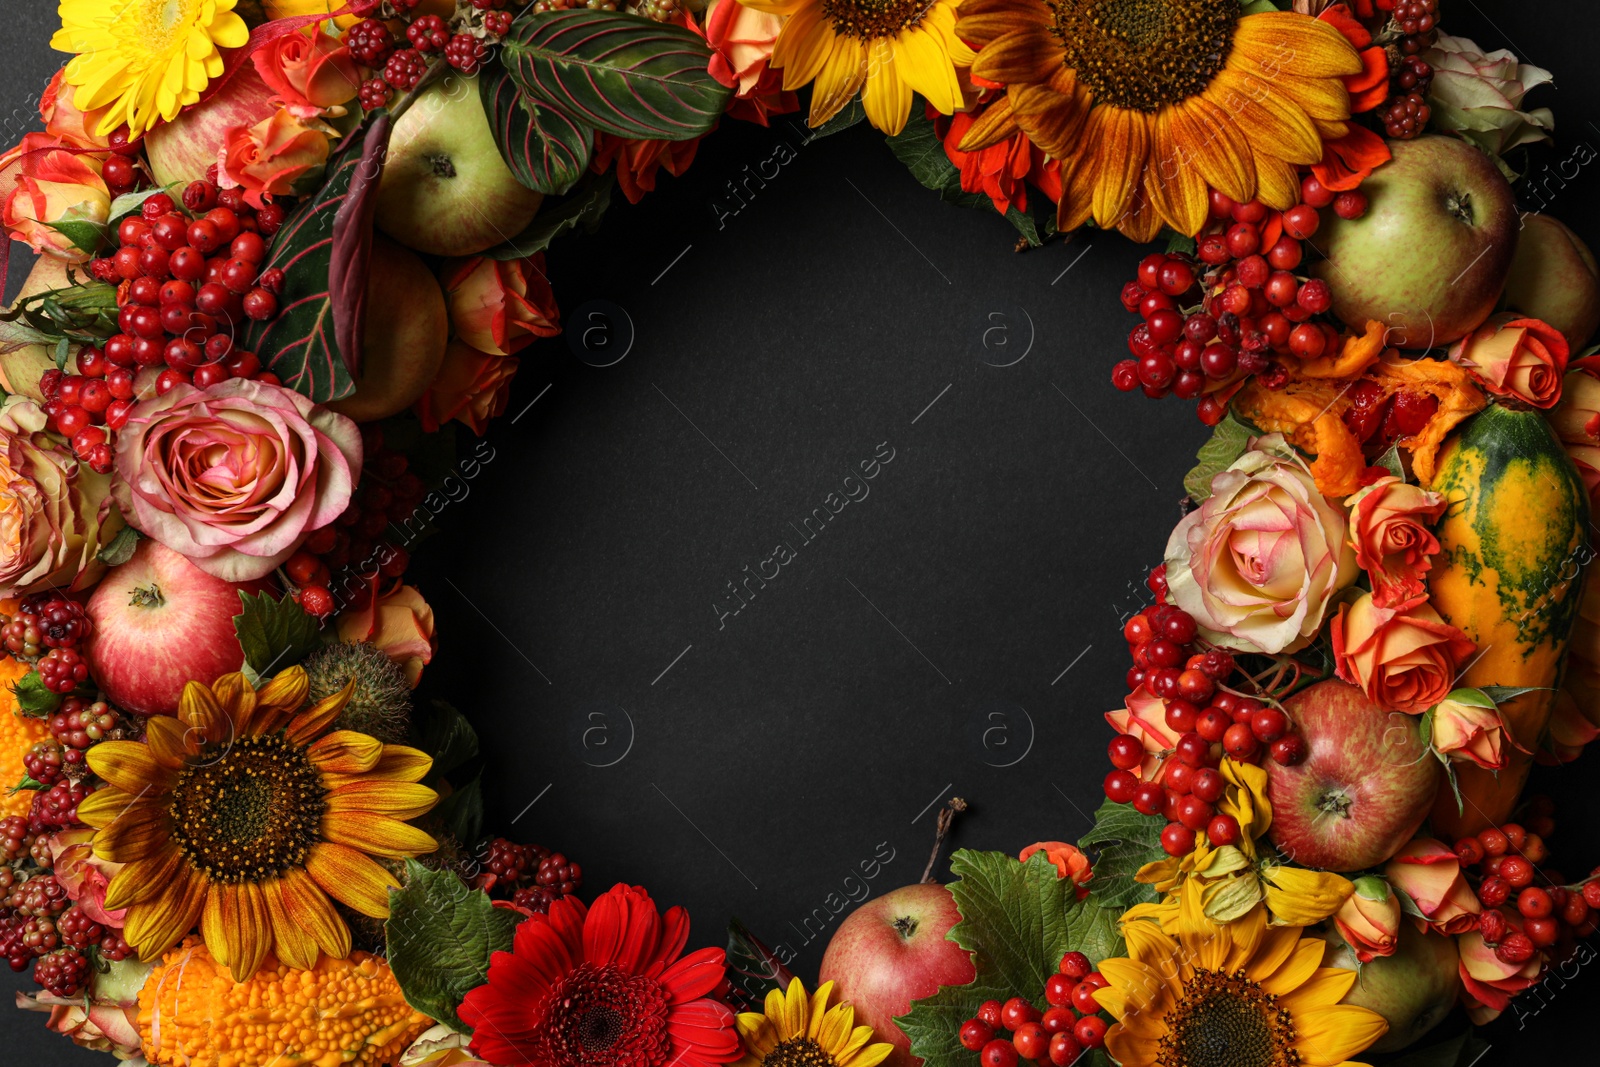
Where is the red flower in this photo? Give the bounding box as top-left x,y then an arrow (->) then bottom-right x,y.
592,133 -> 703,204
459,883 -> 740,1067
1311,123 -> 1391,192
934,102 -> 1060,216
1318,4 -> 1389,113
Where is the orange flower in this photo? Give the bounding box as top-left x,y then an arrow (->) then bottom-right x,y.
1430,691 -> 1510,771
1318,3 -> 1389,112
252,25 -> 361,119
39,70 -> 114,150
1332,592 -> 1476,714
1311,123 -> 1391,191
592,133 -> 702,204
1333,875 -> 1401,963
1457,914 -> 1544,1024
218,108 -> 333,208
415,341 -> 520,437
1019,841 -> 1092,897
937,104 -> 1058,217
0,133 -> 110,261
336,582 -> 437,687
442,255 -> 560,356
1383,838 -> 1481,935
1448,313 -> 1570,409
1104,685 -> 1179,782
698,0 -> 798,125
1345,475 -> 1448,607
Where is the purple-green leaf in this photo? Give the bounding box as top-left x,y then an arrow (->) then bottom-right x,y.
482,59 -> 592,196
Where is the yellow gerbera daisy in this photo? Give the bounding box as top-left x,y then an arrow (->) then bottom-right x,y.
956,1 -> 1363,240
79,667 -> 438,981
51,0 -> 251,138
1095,880 -> 1389,1067
735,977 -> 896,1067
737,0 -> 975,134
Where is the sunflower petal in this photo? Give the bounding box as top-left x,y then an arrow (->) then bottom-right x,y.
210,671 -> 258,734
1087,106 -> 1150,230
971,28 -> 1061,86
285,679 -> 356,746
1167,96 -> 1256,204
260,877 -> 318,971
86,741 -> 176,794
1292,1004 -> 1390,1065
104,848 -> 188,911
93,806 -> 173,864
1232,12 -> 1363,79
124,866 -> 209,961
143,715 -> 198,769
325,780 -> 439,820
201,881 -> 273,981
861,39 -> 912,135
305,841 -> 400,918
76,786 -> 148,830
808,37 -> 869,129
307,730 -> 384,774
771,3 -> 833,89
178,681 -> 231,746
1213,67 -> 1324,165
1008,84 -> 1088,159
280,867 -> 353,961
958,95 -> 1020,152
321,812 -> 436,858
1146,107 -> 1209,236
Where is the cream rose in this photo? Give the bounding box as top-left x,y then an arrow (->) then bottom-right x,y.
111,378 -> 361,582
1165,434 -> 1358,654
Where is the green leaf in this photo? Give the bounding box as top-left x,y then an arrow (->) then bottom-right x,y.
107,185 -> 183,224
1164,230 -> 1197,256
386,861 -> 520,1033
1079,798 -> 1166,909
886,110 -> 988,210
233,590 -> 322,676
43,218 -> 108,256
896,851 -> 1126,1067
724,918 -> 796,1012
481,56 -> 593,195
501,10 -> 730,142
481,170 -> 614,259
1184,412 -> 1254,502
431,775 -> 484,847
97,526 -> 140,567
11,672 -> 62,716
1375,442 -> 1406,480
812,98 -> 865,138
1481,685 -> 1548,704
8,774 -> 45,794
419,700 -> 480,779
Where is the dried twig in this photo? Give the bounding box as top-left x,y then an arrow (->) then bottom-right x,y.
921,797 -> 969,883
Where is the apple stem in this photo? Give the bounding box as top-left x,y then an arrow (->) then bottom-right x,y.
893,915 -> 920,940
127,583 -> 164,609
920,796 -> 969,883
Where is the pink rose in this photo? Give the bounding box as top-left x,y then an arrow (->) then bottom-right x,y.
442,255 -> 561,356
1345,475 -> 1447,606
0,132 -> 110,262
111,378 -> 362,582
1552,368 -> 1600,447
1457,913 -> 1544,1024
1448,313 -> 1569,408
1384,837 -> 1481,935
1019,841 -> 1092,899
698,0 -> 798,124
218,107 -> 333,208
1430,689 -> 1510,770
39,70 -> 113,150
46,827 -> 125,928
1332,592 -> 1476,714
253,25 -> 361,118
415,341 -> 520,436
1334,875 -> 1401,963
1165,434 -> 1358,654
337,580 -> 437,686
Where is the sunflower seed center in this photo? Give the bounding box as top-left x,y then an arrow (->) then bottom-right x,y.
1050,0 -> 1239,112
820,0 -> 936,40
1160,967 -> 1300,1067
764,1038 -> 839,1067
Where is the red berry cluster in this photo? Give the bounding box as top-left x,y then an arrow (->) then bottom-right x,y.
97,133 -> 145,197
1111,180 -> 1369,426
352,1 -> 510,109
957,952 -> 1108,1066
55,186 -> 285,471
30,695 -> 126,782
1391,0 -> 1439,52
1,594 -> 90,659
28,780 -> 93,835
1105,569 -> 1306,857
37,648 -> 88,695
1379,92 -> 1431,139
472,837 -> 584,914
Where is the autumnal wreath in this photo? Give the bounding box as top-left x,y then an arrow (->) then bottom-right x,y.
0,1 -> 1593,1066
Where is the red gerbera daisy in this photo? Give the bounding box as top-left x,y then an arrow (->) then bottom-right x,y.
459,883 -> 740,1067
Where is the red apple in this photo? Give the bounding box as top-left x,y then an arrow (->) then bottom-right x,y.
1265,680 -> 1441,872
83,540 -> 268,715
819,883 -> 976,1066
145,65 -> 279,188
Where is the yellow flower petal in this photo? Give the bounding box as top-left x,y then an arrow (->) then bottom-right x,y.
305,842 -> 400,918
320,812 -> 437,859
86,740 -> 175,794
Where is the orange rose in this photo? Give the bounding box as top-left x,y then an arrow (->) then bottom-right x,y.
1331,592 -> 1476,713
1384,837 -> 1481,935
0,133 -> 109,262
337,581 -> 437,687
415,341 -> 520,436
1104,685 -> 1180,782
442,255 -> 560,356
39,70 -> 113,150
1334,875 -> 1401,963
253,25 -> 361,118
1430,690 -> 1510,771
1019,841 -> 1092,898
698,0 -> 797,124
217,107 -> 332,208
1345,475 -> 1447,606
591,133 -> 701,204
1448,313 -> 1569,408
1457,913 -> 1544,1024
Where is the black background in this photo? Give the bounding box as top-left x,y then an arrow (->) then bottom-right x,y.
3,2 -> 1595,1063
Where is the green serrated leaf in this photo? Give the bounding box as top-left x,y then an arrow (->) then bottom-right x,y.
97,526 -> 140,567
481,171 -> 614,259
431,775 -> 483,847
502,10 -> 730,142
107,185 -> 184,224
233,590 -> 322,676
886,110 -> 988,210
386,861 -> 519,1033
811,98 -> 865,138
9,774 -> 45,794
420,700 -> 480,779
1375,443 -> 1406,480
1184,412 -> 1253,502
1079,798 -> 1166,909
11,672 -> 62,716
1164,230 -> 1197,256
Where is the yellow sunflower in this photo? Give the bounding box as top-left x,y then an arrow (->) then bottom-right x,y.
1095,880 -> 1389,1067
735,977 -> 896,1067
51,0 -> 251,138
738,0 -> 975,134
79,667 -> 438,981
956,1 -> 1363,240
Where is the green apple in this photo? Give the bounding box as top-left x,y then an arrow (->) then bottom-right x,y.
1323,922 -> 1460,1053
1314,136 -> 1518,349
1503,213 -> 1600,350
375,73 -> 544,257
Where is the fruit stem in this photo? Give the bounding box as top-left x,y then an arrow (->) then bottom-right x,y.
127,583 -> 163,609
920,796 -> 969,882
892,915 -> 919,940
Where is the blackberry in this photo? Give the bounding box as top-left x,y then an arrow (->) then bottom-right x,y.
49,697 -> 116,749
347,19 -> 396,68
1393,55 -> 1432,95
444,34 -> 487,73
0,915 -> 29,972
1380,91 -> 1431,139
511,885 -> 560,914
476,837 -> 544,891
304,642 -> 413,744
33,947 -> 90,997
1393,0 -> 1438,36
407,15 -> 451,53
384,48 -> 429,92
35,599 -> 90,649
1,609 -> 43,658
19,917 -> 59,957
638,0 -> 679,20
37,648 -> 89,694
484,10 -> 513,35
535,852 -> 582,896
57,904 -> 103,949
